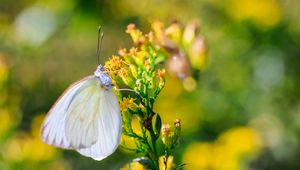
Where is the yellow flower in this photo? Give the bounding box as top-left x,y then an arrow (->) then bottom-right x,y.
105,55 -> 126,72
126,24 -> 137,34
129,47 -> 138,55
118,48 -> 127,56
118,68 -> 134,86
157,69 -> 166,78
126,24 -> 144,44
144,59 -> 151,71
119,97 -> 138,113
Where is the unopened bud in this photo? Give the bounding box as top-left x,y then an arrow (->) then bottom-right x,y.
174,119 -> 181,138
129,65 -> 138,79
144,59 -> 151,71
183,20 -> 199,47
126,24 -> 143,45
161,124 -> 172,148
189,36 -> 208,70
166,52 -> 191,79
165,21 -> 182,43
118,48 -> 127,56
157,69 -> 166,78
174,119 -> 181,128
161,124 -> 171,136
151,21 -> 165,44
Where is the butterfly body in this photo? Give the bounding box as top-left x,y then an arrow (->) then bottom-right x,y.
41,65 -> 121,160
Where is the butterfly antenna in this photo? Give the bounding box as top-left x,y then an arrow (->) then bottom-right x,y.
97,26 -> 104,65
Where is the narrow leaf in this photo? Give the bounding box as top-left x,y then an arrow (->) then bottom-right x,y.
155,114 -> 162,138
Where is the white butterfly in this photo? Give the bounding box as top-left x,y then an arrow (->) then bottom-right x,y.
41,65 -> 122,161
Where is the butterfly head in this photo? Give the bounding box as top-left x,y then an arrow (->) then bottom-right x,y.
94,65 -> 112,89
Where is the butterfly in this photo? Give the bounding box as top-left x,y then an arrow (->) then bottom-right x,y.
41,28 -> 122,161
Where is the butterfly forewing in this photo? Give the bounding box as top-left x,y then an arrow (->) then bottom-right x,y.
41,76 -> 93,149
65,78 -> 100,148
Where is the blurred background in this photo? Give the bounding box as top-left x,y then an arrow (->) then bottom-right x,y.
1,0 -> 300,169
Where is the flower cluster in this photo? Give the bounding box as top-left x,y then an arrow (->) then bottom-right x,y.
151,20 -> 208,80
105,23 -> 192,169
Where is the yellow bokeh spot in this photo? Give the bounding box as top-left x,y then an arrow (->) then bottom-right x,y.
31,114 -> 46,137
155,74 -> 201,134
183,77 -> 197,92
216,127 -> 262,156
0,55 -> 8,85
0,110 -> 14,138
227,0 -> 282,27
183,143 -> 213,170
183,127 -> 261,170
3,114 -> 58,162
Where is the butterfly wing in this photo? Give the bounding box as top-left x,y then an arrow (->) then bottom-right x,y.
76,88 -> 122,160
64,77 -> 101,148
41,75 -> 122,160
41,76 -> 94,149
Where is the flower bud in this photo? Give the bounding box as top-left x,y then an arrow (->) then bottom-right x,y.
174,119 -> 181,128
166,52 -> 191,79
165,21 -> 182,43
126,24 -> 143,45
157,69 -> 166,78
183,20 -> 199,48
129,65 -> 138,79
118,48 -> 127,56
174,119 -> 181,139
156,69 -> 166,90
144,59 -> 151,71
189,36 -> 208,70
133,50 -> 147,67
151,21 -> 165,44
161,124 -> 172,148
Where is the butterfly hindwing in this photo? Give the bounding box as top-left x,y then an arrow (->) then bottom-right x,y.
76,88 -> 122,160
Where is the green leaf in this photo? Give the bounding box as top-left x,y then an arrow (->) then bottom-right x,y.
155,114 -> 162,138
173,163 -> 187,170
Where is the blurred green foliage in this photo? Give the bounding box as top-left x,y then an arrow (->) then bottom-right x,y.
1,0 -> 300,169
